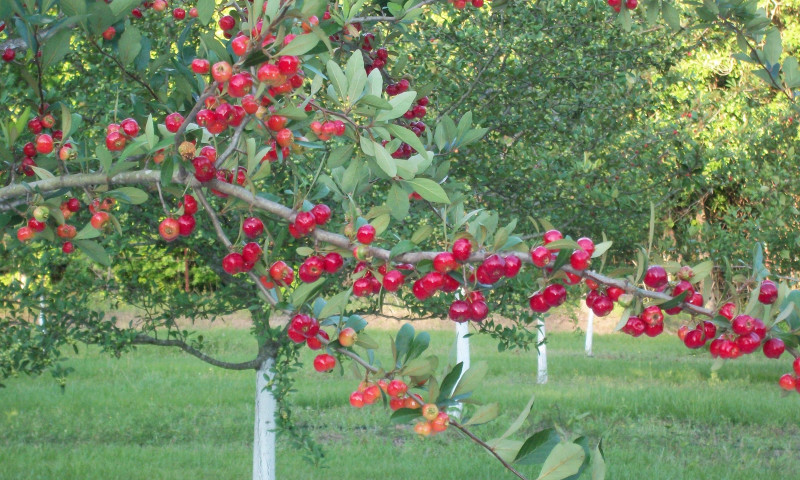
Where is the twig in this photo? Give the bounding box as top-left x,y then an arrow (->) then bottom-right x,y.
450,421 -> 529,480
133,333 -> 267,370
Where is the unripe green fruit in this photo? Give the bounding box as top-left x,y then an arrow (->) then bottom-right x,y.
33,206 -> 49,222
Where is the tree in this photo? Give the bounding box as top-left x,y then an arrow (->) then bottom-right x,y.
1,1 -> 799,479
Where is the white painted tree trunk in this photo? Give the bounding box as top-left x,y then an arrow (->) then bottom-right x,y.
585,309 -> 594,357
253,357 -> 277,480
37,295 -> 45,327
537,320 -> 548,384
451,320 -> 471,418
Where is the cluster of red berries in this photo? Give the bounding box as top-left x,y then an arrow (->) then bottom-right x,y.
608,0 -> 638,12
620,305 -> 666,337
105,118 -> 140,152
157,194 -> 199,243
261,260 -> 295,288
309,120 -> 347,141
221,217 -> 265,275
778,358 -> 800,394
297,252 -> 344,283
288,203 -> 331,239
449,0 -> 487,9
414,404 -> 450,436
529,231 -> 595,314
16,197 -> 90,254
16,110 -> 64,176
365,46 -> 389,74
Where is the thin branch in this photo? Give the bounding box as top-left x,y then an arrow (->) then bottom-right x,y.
450,421 -> 529,480
89,39 -> 159,102
133,333 -> 266,370
349,0 -> 439,23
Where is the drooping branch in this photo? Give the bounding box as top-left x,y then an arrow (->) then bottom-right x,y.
449,421 -> 529,480
132,333 -> 272,370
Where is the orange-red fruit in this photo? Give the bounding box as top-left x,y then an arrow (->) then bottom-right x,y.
421,403 -> 439,421
338,327 -> 358,347
159,218 -> 180,242
778,374 -> 796,391
313,354 -> 336,372
414,421 -> 432,436
90,211 -> 110,230
349,391 -> 365,408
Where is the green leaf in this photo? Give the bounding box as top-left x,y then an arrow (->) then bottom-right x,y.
662,3 -> 681,32
783,57 -> 800,88
515,428 -> 560,465
536,442 -> 586,480
387,183 -> 410,221
108,0 -> 140,17
41,29 -> 71,69
389,240 -> 416,259
345,51 -> 367,104
355,332 -> 379,350
319,289 -> 351,319
591,441 -> 606,480
394,323 -> 415,367
691,260 -> 714,282
410,224 -> 433,244
453,361 -> 488,396
543,239 -> 581,251
436,362 -> 463,403
30,166 -> 55,180
290,278 -> 326,308
375,91 -> 416,122
61,0 -> 87,17
75,240 -> 111,266
118,26 -> 142,66
386,123 -> 428,159
278,34 -> 319,57
500,395 -> 535,441
764,28 -> 782,65
591,241 -> 612,258
196,0 -> 215,24
400,356 -> 435,377
405,331 -> 430,362
655,290 -> 689,310
371,213 -> 391,236
107,187 -> 148,205
73,223 -> 100,240
326,59 -> 348,99
87,1 -> 114,35
390,408 -> 421,424
371,140 -> 397,177
405,178 -> 449,204
359,94 -> 392,110
486,439 -> 525,463
464,403 -> 499,426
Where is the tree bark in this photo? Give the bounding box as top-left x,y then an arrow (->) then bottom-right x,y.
537,320 -> 547,384
253,357 -> 277,480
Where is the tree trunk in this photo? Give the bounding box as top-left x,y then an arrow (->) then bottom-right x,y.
537,320 -> 548,384
585,309 -> 594,357
253,357 -> 277,480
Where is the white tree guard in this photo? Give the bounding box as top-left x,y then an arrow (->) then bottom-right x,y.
451,320 -> 471,418
585,309 -> 594,357
253,357 -> 277,480
537,320 -> 548,384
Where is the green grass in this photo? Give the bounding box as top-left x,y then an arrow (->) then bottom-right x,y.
1,328 -> 798,479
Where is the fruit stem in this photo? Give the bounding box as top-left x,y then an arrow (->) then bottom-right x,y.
450,420 -> 529,480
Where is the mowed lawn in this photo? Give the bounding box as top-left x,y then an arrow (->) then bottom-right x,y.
1,325 -> 798,480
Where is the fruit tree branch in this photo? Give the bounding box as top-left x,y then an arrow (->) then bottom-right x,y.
132,333 -> 267,370
348,0 -> 440,23
449,420 -> 529,480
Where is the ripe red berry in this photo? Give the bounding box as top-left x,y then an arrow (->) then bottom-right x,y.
576,237 -> 595,256
294,211 -> 316,235
731,315 -> 754,335
793,357 -> 800,376
2,48 -> 15,62
90,211 -> 110,230
270,260 -> 294,285
591,295 -> 614,316
36,134 -> 54,154
120,118 -> 140,137
683,329 -> 706,349
218,15 -> 235,31
312,354 -> 336,372
353,277 -> 372,297
470,301 -> 489,322
159,218 -> 180,242
242,242 -> 263,264
641,305 -> 664,327
762,338 -> 785,359
542,283 -> 567,308
529,294 -> 550,313
504,255 -> 522,277
530,246 -> 550,267
222,252 -> 246,275
277,55 -> 299,75
164,113 -> 184,133
778,374 -> 796,391
719,302 -> 736,320
758,280 -> 778,305
322,252 -> 343,273
644,265 -> 668,289
242,217 -> 264,238
182,194 -> 198,215
452,238 -> 472,261
383,270 -> 405,292
357,224 -> 376,244
193,156 -> 216,182
298,256 -> 324,283
177,215 -> 196,236
542,229 -> 562,246
62,241 -> 74,254
570,249 -> 590,270
433,252 -> 458,273
349,391 -> 365,408
191,58 -> 210,74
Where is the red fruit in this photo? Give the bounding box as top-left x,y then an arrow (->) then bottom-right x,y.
56,224 -> 77,239
27,218 -> 46,232
277,55 -> 299,75
762,338 -> 785,359
420,272 -> 445,293
257,63 -> 282,85
242,242 -> 263,264
758,280 -> 778,305
469,301 -> 489,322
182,195 -> 198,215
412,279 -> 433,300
267,115 -> 288,131
105,131 -> 126,151
576,237 -> 595,256
387,380 -> 408,398
672,280 -> 695,299
62,241 -> 74,254
503,255 -> 522,277
357,224 -> 376,244
298,256 -> 324,283
542,229 -> 563,246
28,118 -> 43,134
477,254 -> 506,284
192,156 -> 216,182
66,198 -> 80,212
530,246 -> 550,267
719,302 -> 736,320
16,226 -> 35,242
641,305 -> 664,327
121,118 -> 140,137
23,142 -> 37,157
211,61 -> 233,83
683,329 -> 706,349
338,327 -> 357,347
644,265 -> 668,289
2,48 -> 15,62
362,385 -> 380,405
644,323 -> 664,337
677,325 -> 689,341
709,337 -> 725,358
570,249 -> 590,270
449,300 -> 471,322
165,113 -> 184,133
353,277 -> 372,297
542,283 -> 567,308
36,134 -> 54,154
102,26 -> 116,40
222,253 -> 246,274
794,357 -> 800,376
191,58 -> 210,74
591,295 -> 614,316
383,270 -> 405,292
625,0 -> 637,9
292,211 -> 315,235
231,35 -> 249,56
289,314 -> 319,340
306,330 -> 329,350
242,217 -> 264,238
585,290 -> 601,308
434,252 -> 458,273
606,286 -> 624,302
310,204 -> 331,225
269,260 -> 294,285
228,73 -> 253,98
320,252 -> 343,274
752,318 -> 766,339
219,15 -> 235,30
349,391 -> 364,408
731,315 -> 755,335
452,238 -> 472,261
702,321 -> 716,340
624,316 -> 646,337
779,374 -> 796,391
158,217 -> 180,242
177,215 -> 196,236
90,211 -> 110,230
736,332 -> 761,354
313,354 -> 336,372
529,294 -> 550,313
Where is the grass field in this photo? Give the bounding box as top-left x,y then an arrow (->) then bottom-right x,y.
1,325 -> 799,480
